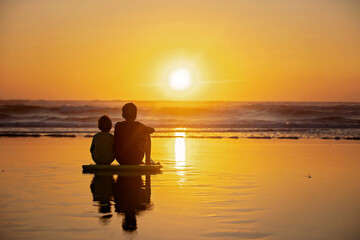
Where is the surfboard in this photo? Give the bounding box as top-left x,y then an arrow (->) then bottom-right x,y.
82,164 -> 163,172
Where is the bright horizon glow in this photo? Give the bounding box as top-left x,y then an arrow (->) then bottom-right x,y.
169,69 -> 193,91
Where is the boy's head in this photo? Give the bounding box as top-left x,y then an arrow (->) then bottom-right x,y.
122,102 -> 137,121
98,115 -> 112,132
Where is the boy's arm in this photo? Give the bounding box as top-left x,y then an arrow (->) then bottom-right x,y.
90,138 -> 95,153
145,126 -> 155,134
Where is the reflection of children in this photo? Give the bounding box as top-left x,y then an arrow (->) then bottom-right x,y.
90,174 -> 114,214
90,115 -> 114,165
89,174 -> 152,230
113,175 -> 152,231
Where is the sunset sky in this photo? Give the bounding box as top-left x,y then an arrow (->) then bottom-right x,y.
0,0 -> 359,101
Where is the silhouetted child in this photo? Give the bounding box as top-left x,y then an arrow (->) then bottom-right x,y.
114,103 -> 155,165
90,115 -> 114,165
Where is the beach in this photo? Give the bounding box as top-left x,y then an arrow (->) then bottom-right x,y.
1,0 -> 360,238
0,137 -> 359,240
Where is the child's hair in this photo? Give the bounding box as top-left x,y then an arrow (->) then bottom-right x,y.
98,115 -> 112,132
122,102 -> 137,120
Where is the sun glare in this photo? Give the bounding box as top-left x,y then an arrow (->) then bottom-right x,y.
169,68 -> 192,90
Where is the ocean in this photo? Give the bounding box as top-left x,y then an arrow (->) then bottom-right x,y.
0,100 -> 359,139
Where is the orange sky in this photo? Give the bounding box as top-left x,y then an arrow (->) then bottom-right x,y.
0,0 -> 359,101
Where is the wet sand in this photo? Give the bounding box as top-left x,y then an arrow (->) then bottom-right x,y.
0,137 -> 359,240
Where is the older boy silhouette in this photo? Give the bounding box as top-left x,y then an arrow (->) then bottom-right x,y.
114,103 -> 155,165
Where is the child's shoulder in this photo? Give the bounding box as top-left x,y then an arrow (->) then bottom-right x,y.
93,132 -> 101,138
94,131 -> 114,138
103,132 -> 114,137
115,121 -> 145,128
134,120 -> 143,124
114,121 -> 126,128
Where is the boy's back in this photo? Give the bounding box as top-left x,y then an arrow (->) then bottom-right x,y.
91,132 -> 114,165
114,121 -> 151,165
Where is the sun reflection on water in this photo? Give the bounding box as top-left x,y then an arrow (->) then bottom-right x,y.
174,132 -> 186,187
174,132 -> 186,169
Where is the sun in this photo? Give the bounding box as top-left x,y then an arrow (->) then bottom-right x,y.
168,68 -> 192,90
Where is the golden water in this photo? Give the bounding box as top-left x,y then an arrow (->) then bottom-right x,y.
0,137 -> 359,239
